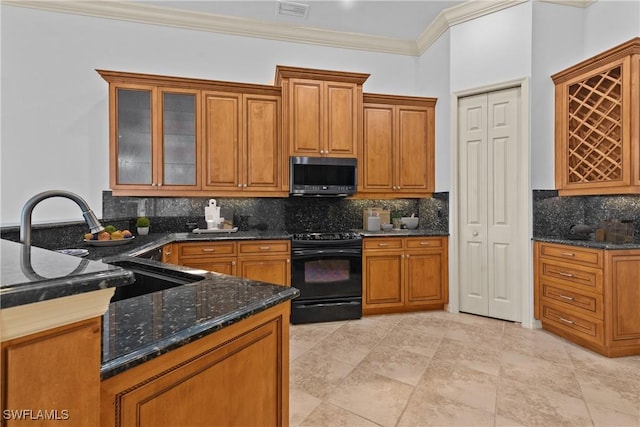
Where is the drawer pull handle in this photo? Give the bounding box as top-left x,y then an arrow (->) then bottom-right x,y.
559,317 -> 574,325
558,272 -> 574,278
378,243 -> 389,247
419,242 -> 431,246
202,248 -> 216,252
259,246 -> 271,250
559,295 -> 574,301
560,252 -> 575,257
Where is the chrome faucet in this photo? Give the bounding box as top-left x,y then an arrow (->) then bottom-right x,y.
20,190 -> 104,246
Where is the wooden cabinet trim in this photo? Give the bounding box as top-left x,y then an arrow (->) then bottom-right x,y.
537,242 -> 603,268
178,241 -> 237,259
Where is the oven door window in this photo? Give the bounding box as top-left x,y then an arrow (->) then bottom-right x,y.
305,259 -> 350,283
292,254 -> 361,299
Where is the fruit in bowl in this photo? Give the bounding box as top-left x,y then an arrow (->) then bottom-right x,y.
84,226 -> 134,241
401,216 -> 419,229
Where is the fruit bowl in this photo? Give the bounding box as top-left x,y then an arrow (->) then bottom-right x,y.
401,217 -> 419,229
84,236 -> 135,246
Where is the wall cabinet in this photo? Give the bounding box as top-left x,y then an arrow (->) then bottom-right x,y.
101,302 -> 290,427
202,92 -> 283,195
362,236 -> 448,315
360,94 -> 436,198
98,70 -> 285,197
275,66 -> 369,158
174,240 -> 291,286
534,241 -> 640,357
103,80 -> 201,194
552,37 -> 640,195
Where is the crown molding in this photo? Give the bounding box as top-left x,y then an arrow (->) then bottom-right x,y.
1,0 -> 417,55
538,0 -> 596,7
1,0 -> 596,57
417,0 -> 528,54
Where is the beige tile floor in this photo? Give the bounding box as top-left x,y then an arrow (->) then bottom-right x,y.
289,311 -> 640,427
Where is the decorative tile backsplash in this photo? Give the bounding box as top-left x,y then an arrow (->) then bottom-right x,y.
102,191 -> 450,234
533,191 -> 640,240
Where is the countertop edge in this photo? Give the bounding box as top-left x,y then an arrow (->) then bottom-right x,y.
100,286 -> 298,379
532,236 -> 640,250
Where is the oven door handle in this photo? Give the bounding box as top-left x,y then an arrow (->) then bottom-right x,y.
292,249 -> 362,258
297,301 -> 361,308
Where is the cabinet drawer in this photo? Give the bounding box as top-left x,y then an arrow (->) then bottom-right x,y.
405,237 -> 444,249
541,302 -> 604,346
238,240 -> 290,255
178,242 -> 237,258
539,260 -> 603,294
541,281 -> 603,320
363,238 -> 403,250
538,243 -> 603,268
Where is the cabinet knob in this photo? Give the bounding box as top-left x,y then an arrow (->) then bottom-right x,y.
287,259 -> 290,263
232,261 -> 236,266
238,184 -> 242,188
472,231 -> 479,236
243,184 -> 248,188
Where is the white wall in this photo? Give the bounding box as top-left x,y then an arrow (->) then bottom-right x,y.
2,2 -> 639,226
0,5 -> 416,226
417,31 -> 451,192
449,2 -> 533,93
584,0 -> 640,56
531,2 -> 585,190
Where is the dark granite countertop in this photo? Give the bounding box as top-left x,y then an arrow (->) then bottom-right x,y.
101,257 -> 298,379
0,239 -> 134,309
359,229 -> 449,237
81,231 -> 292,261
533,236 -> 640,250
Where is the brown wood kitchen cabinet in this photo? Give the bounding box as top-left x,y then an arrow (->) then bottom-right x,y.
275,66 -> 369,158
551,37 -> 640,195
98,70 -> 285,197
98,71 -> 202,196
360,94 -> 436,198
202,91 -> 284,195
2,318 -> 102,427
534,241 -> 640,357
362,236 -> 448,315
176,241 -> 238,276
237,240 -> 291,286
173,240 -> 291,287
100,302 -> 290,427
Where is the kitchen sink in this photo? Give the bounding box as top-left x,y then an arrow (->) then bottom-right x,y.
109,260 -> 205,302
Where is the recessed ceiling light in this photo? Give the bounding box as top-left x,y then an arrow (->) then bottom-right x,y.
275,0 -> 309,18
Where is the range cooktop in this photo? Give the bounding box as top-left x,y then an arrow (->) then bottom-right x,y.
291,231 -> 361,241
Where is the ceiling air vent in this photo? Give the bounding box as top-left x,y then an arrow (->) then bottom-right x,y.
276,0 -> 309,18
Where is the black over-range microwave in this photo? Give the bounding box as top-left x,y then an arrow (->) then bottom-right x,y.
289,156 -> 357,196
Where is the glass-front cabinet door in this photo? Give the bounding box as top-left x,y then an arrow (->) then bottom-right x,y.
110,83 -> 200,193
159,88 -> 199,189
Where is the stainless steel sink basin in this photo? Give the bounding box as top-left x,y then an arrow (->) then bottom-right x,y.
109,260 -> 205,302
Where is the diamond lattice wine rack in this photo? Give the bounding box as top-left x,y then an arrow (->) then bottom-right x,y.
567,65 -> 623,184
552,37 -> 640,196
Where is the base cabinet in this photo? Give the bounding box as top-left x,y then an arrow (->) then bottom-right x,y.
174,240 -> 290,286
534,241 -> 640,357
1,318 -> 102,427
101,303 -> 290,427
363,236 -> 448,315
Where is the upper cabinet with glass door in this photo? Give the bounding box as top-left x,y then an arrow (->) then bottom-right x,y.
99,70 -> 201,196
